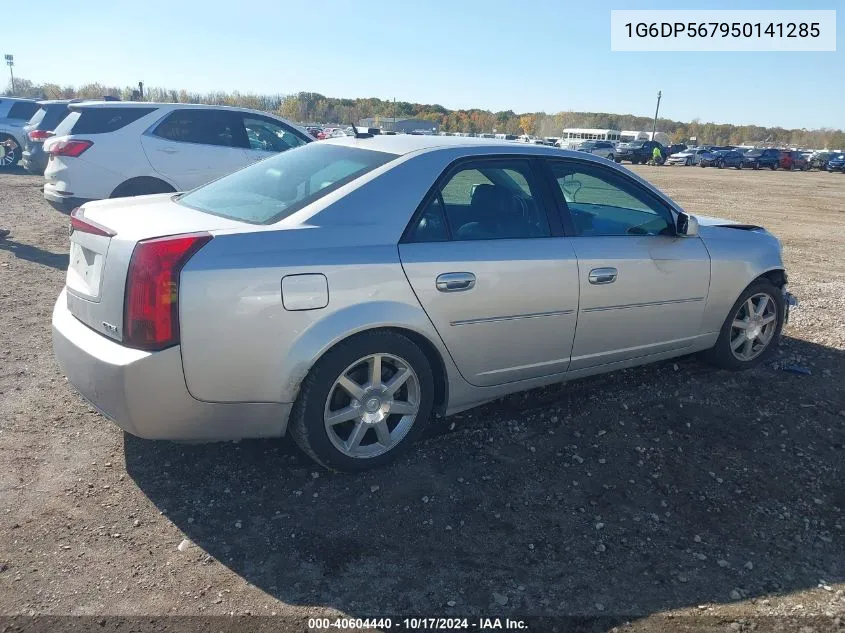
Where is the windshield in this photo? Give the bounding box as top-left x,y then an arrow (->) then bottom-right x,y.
178,143 -> 398,224
626,141 -> 645,148
577,141 -> 597,148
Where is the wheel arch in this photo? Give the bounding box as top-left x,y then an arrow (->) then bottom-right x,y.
110,175 -> 177,198
292,326 -> 449,417
282,303 -> 453,415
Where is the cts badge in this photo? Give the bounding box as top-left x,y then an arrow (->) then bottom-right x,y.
101,321 -> 119,335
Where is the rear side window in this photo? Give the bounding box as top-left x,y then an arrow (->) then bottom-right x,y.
7,101 -> 39,121
152,109 -> 245,147
178,143 -> 397,224
56,107 -> 156,135
409,160 -> 551,242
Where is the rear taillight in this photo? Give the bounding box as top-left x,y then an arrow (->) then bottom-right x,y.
69,207 -> 116,237
47,139 -> 93,157
123,233 -> 212,351
28,129 -> 54,142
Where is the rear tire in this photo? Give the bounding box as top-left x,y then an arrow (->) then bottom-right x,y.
0,134 -> 21,169
704,279 -> 784,371
289,330 -> 435,472
718,160 -> 725,169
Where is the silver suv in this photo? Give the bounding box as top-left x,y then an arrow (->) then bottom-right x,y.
0,97 -> 40,169
573,140 -> 616,161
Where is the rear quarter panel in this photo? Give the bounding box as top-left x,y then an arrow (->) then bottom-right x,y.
178,227 -> 457,404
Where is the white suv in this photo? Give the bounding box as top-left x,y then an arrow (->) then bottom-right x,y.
43,102 -> 311,210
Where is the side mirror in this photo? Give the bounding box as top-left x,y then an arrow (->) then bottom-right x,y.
676,212 -> 699,237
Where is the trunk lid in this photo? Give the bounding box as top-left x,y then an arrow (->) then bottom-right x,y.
65,194 -> 247,342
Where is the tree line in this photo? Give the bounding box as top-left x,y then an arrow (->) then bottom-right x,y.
5,78 -> 844,149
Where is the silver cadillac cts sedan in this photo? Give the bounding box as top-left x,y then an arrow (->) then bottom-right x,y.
52,135 -> 796,471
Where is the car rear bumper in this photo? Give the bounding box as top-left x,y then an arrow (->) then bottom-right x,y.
22,145 -> 48,174
52,289 -> 290,441
43,183 -> 95,211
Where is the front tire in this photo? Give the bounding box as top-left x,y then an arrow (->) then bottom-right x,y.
718,160 -> 725,169
607,154 -> 614,162
289,331 -> 435,471
704,279 -> 784,371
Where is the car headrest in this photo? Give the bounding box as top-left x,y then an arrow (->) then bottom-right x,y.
470,184 -> 514,214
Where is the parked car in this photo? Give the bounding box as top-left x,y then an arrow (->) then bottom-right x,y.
808,151 -> 832,170
779,150 -> 808,171
0,97 -> 40,169
573,140 -> 616,160
699,149 -> 744,169
42,102 -> 312,211
667,147 -> 710,166
741,148 -> 781,170
828,154 -> 845,172
21,100 -> 79,174
52,136 -> 795,471
614,140 -> 663,164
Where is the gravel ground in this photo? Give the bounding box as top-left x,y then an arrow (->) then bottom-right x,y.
1,165 -> 844,630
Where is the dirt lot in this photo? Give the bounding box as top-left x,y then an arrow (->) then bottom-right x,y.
1,165 -> 844,630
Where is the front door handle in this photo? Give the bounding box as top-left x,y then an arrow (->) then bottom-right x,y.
436,272 -> 476,292
157,147 -> 178,154
588,267 -> 618,285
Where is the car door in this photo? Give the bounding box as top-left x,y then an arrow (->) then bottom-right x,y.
399,158 -> 580,387
545,158 -> 711,370
140,108 -> 250,190
240,113 -> 310,164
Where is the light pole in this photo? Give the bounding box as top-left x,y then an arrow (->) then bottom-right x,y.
651,90 -> 662,140
4,54 -> 14,94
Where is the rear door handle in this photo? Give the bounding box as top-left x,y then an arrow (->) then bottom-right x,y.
588,267 -> 618,285
157,147 -> 179,154
436,272 -> 476,292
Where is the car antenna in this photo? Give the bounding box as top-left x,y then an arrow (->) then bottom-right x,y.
350,123 -> 373,139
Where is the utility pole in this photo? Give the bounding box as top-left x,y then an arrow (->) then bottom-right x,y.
651,90 -> 662,140
138,81 -> 144,100
4,54 -> 14,94
393,97 -> 396,130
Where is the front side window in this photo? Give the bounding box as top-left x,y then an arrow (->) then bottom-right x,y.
153,109 -> 244,147
549,161 -> 674,237
409,160 -> 550,242
179,143 -> 397,224
243,115 -> 308,153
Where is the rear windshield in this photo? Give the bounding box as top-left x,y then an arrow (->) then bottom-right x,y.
54,107 -> 157,135
178,143 -> 398,224
7,101 -> 39,121
28,104 -> 71,130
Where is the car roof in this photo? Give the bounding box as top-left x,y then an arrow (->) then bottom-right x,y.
0,97 -> 37,103
68,101 -> 284,117
36,99 -> 84,106
322,133 -> 588,157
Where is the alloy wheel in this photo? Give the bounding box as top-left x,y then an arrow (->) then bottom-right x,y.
729,293 -> 778,361
323,353 -> 421,459
0,139 -> 19,167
